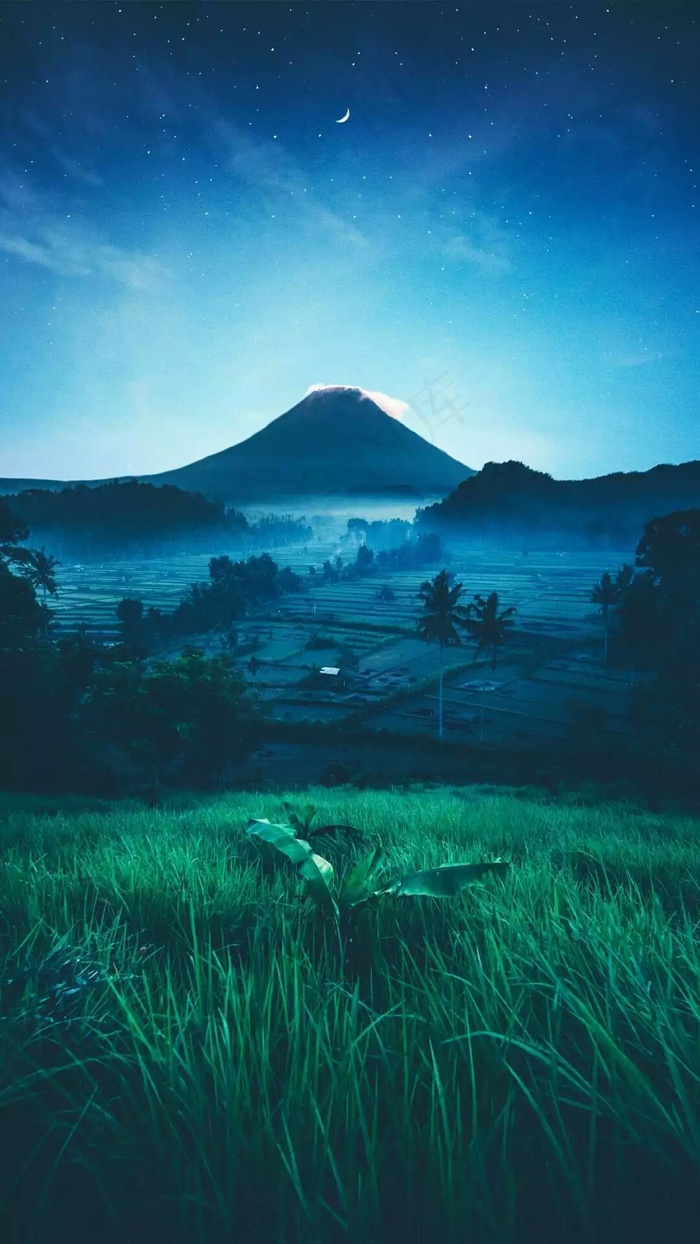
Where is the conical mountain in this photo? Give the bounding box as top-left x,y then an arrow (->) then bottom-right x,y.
142,386 -> 472,503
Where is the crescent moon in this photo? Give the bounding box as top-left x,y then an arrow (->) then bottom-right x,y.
336,108 -> 350,124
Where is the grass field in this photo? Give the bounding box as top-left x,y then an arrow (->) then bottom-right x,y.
2,787 -> 700,1244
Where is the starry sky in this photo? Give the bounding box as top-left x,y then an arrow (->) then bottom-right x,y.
1,1 -> 698,484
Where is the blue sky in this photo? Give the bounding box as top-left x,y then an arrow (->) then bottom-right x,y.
1,1 -> 698,482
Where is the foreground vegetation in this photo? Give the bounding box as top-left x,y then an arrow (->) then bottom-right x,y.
2,786 -> 700,1243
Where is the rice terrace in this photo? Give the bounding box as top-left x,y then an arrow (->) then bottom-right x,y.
50,542 -> 639,782
2,2 -> 700,1243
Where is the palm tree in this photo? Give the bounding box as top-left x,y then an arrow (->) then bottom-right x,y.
462,592 -> 517,741
416,569 -> 469,741
591,571 -> 619,663
463,591 -> 517,673
24,547 -> 61,603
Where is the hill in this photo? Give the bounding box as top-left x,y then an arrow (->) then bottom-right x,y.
1,479 -> 248,559
0,387 -> 473,505
416,458 -> 700,546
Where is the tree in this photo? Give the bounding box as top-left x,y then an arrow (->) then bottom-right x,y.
81,650 -> 261,791
209,554 -> 237,585
22,546 -> 61,604
590,571 -> 620,662
336,644 -> 360,672
0,561 -> 47,650
277,565 -> 302,593
609,565 -> 654,686
347,518 -> 369,544
56,625 -> 99,693
116,596 -> 147,655
356,544 -> 375,575
416,569 -> 469,741
0,498 -> 30,567
463,591 -> 517,674
635,510 -> 700,600
460,591 -> 517,742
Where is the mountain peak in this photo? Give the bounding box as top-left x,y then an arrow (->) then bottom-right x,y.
0,386 -> 475,505
151,385 -> 473,502
304,384 -> 366,400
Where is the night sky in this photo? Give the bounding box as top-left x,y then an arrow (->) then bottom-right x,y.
1,1 -> 698,483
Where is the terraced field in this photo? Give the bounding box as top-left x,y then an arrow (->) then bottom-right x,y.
248,546 -> 637,747
49,541 -> 637,755
50,541 -> 333,638
274,548 -> 635,641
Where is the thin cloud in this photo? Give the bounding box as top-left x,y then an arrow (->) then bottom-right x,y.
440,210 -> 513,274
51,149 -> 104,188
0,170 -> 167,287
210,117 -> 374,254
304,383 -> 409,420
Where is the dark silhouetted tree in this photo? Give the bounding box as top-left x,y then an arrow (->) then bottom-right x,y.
417,569 -> 469,741
463,591 -> 517,673
24,546 -> 61,604
591,571 -> 619,662
356,544 -> 375,575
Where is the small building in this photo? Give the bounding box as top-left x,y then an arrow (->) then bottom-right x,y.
319,665 -> 353,691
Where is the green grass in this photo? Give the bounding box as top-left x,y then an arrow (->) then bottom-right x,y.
1,786 -> 700,1244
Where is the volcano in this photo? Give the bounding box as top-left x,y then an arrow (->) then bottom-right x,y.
141,386 -> 473,504
0,386 -> 472,504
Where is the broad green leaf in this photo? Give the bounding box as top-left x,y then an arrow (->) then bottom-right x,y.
300,852 -> 338,915
379,861 -> 510,898
340,845 -> 388,910
246,819 -> 336,911
246,819 -> 314,865
245,818 -> 297,841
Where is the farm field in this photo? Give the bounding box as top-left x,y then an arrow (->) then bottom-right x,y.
49,542 -> 637,756
51,544 -> 635,641
50,540 -> 334,639
370,655 -> 634,748
2,786 -> 699,1244
246,548 -> 636,749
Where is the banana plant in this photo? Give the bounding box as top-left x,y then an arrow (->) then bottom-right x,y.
280,802 -> 367,845
244,817 -> 338,911
245,815 -> 510,920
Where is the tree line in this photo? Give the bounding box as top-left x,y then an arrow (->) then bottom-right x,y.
415,459 -> 700,548
4,479 -> 312,558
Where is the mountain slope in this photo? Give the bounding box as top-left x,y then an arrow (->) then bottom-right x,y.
0,387 -> 473,503
417,458 -> 700,546
141,386 -> 472,502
